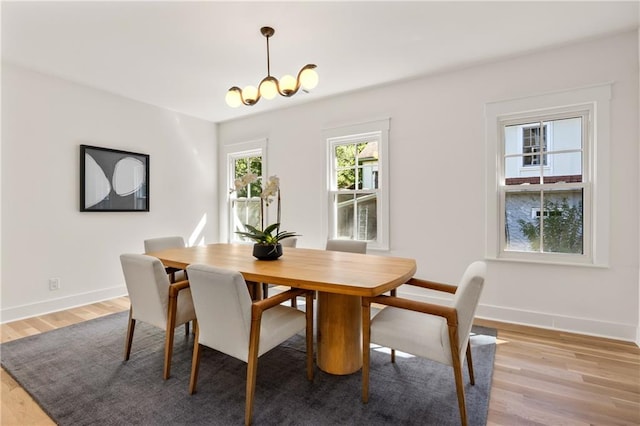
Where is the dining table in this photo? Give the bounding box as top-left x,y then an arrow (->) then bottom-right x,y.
147,243 -> 417,375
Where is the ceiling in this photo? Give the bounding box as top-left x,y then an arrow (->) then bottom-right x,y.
2,1 -> 638,124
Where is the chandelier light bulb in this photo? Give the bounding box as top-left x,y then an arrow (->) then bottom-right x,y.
225,26 -> 318,106
259,77 -> 278,100
299,66 -> 319,91
279,75 -> 297,96
225,88 -> 242,108
242,85 -> 258,103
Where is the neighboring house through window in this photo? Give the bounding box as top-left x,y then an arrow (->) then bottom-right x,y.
324,119 -> 389,250
486,84 -> 611,265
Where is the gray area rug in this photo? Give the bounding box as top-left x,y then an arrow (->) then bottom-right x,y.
1,311 -> 496,425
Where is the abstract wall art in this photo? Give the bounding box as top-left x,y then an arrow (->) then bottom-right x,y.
80,145 -> 149,212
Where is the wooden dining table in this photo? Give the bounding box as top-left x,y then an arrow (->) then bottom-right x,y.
147,243 -> 416,375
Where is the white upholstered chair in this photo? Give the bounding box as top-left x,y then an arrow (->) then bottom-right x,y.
361,261 -> 487,426
325,239 -> 367,254
186,264 -> 314,426
144,236 -> 186,282
120,253 -> 197,380
280,237 -> 298,248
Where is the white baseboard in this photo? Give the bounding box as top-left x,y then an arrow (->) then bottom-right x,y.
3,286 -> 638,346
400,288 -> 639,344
0,286 -> 128,324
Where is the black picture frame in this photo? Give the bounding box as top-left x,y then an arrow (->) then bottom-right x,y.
80,145 -> 149,212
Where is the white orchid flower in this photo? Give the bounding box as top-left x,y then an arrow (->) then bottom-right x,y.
242,172 -> 258,185
261,175 -> 279,205
230,172 -> 259,193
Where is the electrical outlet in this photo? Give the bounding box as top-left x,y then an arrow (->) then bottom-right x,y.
49,278 -> 60,291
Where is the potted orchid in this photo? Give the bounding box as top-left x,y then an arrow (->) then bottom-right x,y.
231,174 -> 299,259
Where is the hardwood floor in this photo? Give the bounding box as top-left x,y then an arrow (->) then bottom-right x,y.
1,298 -> 638,425
475,318 -> 640,426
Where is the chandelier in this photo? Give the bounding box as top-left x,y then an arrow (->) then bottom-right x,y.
225,26 -> 318,107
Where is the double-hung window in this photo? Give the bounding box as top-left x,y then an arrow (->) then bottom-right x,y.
502,113 -> 588,256
486,84 -> 611,265
325,119 -> 389,250
226,140 -> 266,244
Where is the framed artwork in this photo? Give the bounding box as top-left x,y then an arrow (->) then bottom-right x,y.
80,145 -> 149,212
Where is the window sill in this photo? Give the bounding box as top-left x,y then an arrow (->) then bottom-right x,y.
485,254 -> 609,269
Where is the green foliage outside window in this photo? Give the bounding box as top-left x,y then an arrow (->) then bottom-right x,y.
335,143 -> 374,190
234,157 -> 262,198
518,198 -> 583,254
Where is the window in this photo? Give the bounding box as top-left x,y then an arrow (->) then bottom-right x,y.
486,84 -> 611,265
503,114 -> 586,256
225,139 -> 267,244
324,119 -> 389,250
522,124 -> 548,166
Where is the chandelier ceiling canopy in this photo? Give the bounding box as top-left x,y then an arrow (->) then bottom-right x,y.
225,26 -> 318,108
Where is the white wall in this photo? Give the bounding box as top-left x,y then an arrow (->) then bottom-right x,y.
219,31 -> 639,342
1,64 -> 218,322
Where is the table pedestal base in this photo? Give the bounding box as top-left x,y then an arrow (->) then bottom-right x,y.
316,292 -> 362,375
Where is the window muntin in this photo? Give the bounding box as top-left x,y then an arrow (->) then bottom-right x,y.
500,111 -> 589,258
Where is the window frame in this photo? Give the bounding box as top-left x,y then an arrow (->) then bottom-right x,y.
223,139 -> 267,244
485,84 -> 611,266
324,119 -> 390,251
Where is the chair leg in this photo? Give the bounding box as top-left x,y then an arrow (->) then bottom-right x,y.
164,291 -> 179,380
124,307 -> 136,360
452,362 -> 468,426
384,289 -> 397,363
163,327 -> 176,380
262,282 -> 269,298
246,316 -> 262,426
189,340 -> 202,394
185,321 -> 190,336
466,341 -> 475,386
448,326 -> 467,426
361,301 -> 371,403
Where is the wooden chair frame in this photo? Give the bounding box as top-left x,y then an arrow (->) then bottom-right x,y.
124,279 -> 196,380
189,287 -> 314,426
362,278 -> 475,426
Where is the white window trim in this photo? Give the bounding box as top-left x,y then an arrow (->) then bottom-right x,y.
220,138 -> 268,244
485,84 -> 611,266
323,118 -> 390,251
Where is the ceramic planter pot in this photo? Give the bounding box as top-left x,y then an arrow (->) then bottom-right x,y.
252,243 -> 283,260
